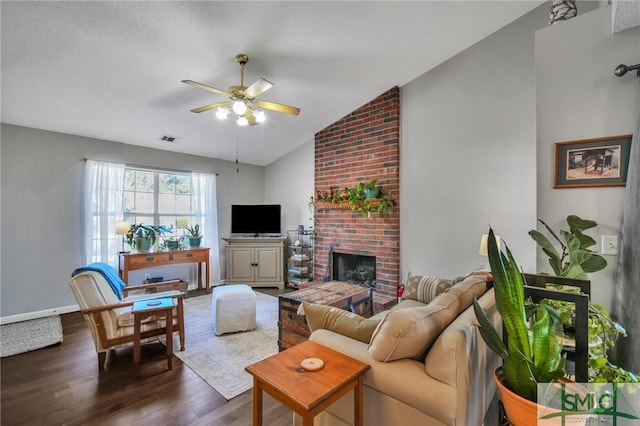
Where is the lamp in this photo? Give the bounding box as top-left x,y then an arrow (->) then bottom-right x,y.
115,220 -> 130,253
478,234 -> 501,256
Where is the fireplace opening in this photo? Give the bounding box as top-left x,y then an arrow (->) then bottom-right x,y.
332,252 -> 376,288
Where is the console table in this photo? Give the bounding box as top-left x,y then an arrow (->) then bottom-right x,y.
118,248 -> 211,293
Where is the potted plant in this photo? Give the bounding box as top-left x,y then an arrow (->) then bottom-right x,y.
185,224 -> 202,248
529,215 -> 638,383
347,180 -> 394,217
528,215 -> 607,280
125,223 -> 165,252
161,235 -> 182,251
473,229 -> 567,425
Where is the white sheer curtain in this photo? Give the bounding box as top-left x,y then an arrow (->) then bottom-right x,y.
83,160 -> 125,266
192,172 -> 220,284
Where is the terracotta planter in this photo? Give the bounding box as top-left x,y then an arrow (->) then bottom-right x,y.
494,368 -> 588,426
494,369 -> 540,426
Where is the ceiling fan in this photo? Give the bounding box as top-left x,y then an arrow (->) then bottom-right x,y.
182,54 -> 301,126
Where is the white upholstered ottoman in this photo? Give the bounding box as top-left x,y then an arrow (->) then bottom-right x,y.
211,284 -> 257,335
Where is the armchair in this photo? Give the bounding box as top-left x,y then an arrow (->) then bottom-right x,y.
69,267 -> 185,371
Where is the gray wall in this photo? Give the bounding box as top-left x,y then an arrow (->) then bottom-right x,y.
265,138 -> 315,234
399,3 -> 552,279
536,6 -> 640,309
1,124 -> 265,317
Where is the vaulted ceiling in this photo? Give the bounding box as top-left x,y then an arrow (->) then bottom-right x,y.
2,1 -> 581,166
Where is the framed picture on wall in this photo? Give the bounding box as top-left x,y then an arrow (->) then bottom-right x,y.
554,134 -> 633,188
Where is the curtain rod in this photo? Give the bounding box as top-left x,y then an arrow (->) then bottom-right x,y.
79,157 -> 219,176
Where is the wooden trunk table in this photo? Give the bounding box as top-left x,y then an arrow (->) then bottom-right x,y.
278,281 -> 373,351
245,340 -> 371,426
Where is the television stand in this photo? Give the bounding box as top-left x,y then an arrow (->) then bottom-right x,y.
222,236 -> 286,289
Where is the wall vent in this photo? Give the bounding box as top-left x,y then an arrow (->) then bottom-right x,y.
159,134 -> 182,143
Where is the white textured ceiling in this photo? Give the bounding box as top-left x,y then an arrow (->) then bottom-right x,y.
1,1 -> 545,166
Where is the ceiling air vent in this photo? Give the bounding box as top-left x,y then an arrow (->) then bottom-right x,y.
159,134 -> 182,143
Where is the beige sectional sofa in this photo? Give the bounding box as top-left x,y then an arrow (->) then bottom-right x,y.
294,275 -> 502,426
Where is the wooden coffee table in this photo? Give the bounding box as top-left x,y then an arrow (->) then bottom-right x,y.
245,340 -> 371,426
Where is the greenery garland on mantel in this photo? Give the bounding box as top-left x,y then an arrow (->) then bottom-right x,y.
313,180 -> 394,216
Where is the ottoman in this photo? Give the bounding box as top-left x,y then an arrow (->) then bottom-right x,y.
211,284 -> 257,335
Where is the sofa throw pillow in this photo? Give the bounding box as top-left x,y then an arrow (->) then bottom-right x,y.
368,291 -> 461,362
302,303 -> 381,344
444,275 -> 488,314
402,273 -> 454,304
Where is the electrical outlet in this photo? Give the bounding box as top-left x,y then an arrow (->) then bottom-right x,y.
601,235 -> 618,255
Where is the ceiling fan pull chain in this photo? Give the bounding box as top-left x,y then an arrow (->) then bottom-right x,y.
236,133 -> 240,173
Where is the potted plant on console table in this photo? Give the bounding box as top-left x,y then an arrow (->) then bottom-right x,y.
126,224 -> 165,253
185,224 -> 202,248
473,229 -> 574,426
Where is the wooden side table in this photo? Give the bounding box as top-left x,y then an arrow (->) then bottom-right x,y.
245,340 -> 371,426
132,298 -> 175,377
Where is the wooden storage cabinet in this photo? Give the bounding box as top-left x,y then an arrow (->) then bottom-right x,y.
223,237 -> 285,289
278,281 -> 373,351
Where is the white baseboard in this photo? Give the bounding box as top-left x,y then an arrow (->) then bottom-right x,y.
0,305 -> 79,325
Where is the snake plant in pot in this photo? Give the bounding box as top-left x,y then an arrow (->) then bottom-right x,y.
473,229 -> 567,425
185,224 -> 202,248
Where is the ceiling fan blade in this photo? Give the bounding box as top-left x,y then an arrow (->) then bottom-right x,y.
244,78 -> 273,98
190,101 -> 228,114
255,100 -> 301,116
182,80 -> 230,97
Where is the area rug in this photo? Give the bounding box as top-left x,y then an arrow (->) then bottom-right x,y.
172,292 -> 279,400
0,315 -> 64,357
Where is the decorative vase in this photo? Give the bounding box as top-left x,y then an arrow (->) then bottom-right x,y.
166,240 -> 179,250
188,237 -> 201,248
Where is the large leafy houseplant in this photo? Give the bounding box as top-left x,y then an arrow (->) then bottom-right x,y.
473,229 -> 566,403
529,215 -> 638,383
528,215 -> 606,280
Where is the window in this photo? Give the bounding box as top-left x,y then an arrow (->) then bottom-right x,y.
85,160 -> 219,280
123,168 -> 200,239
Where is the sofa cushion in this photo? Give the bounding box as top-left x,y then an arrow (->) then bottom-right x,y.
445,275 -> 488,314
402,273 -> 454,304
368,291 -> 460,362
302,303 -> 381,344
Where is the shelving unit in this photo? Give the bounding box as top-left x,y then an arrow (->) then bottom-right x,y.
286,229 -> 314,289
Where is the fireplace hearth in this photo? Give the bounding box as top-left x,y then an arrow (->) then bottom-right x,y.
332,252 -> 376,288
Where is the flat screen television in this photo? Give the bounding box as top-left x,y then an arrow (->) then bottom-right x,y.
231,204 -> 282,235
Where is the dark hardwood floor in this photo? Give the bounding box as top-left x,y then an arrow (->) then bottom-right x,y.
1,288 -> 295,426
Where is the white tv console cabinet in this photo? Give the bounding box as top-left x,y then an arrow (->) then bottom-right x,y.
222,236 -> 286,289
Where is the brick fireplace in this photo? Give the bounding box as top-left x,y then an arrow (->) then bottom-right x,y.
313,87 -> 400,311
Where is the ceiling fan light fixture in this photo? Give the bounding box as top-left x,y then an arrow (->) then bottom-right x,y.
232,100 -> 247,116
216,106 -> 230,120
237,116 -> 249,126
254,109 -> 266,123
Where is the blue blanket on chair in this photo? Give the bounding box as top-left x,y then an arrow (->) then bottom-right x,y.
72,262 -> 127,300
